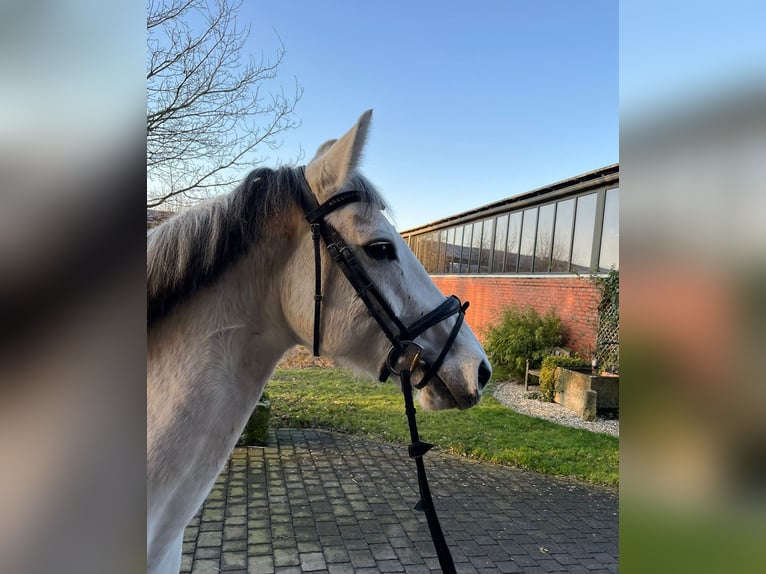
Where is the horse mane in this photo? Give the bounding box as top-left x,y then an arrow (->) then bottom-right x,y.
147,166 -> 385,328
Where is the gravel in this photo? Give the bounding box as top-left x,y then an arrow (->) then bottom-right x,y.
491,380 -> 619,437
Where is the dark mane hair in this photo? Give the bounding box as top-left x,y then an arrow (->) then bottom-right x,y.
147,167 -> 305,327
147,166 -> 384,327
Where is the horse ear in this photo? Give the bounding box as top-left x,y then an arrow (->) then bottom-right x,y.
312,139 -> 337,160
305,109 -> 372,199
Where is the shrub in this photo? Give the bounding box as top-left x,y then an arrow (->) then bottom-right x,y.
484,305 -> 564,379
539,355 -> 589,402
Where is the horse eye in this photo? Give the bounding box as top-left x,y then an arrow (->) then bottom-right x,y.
363,241 -> 397,261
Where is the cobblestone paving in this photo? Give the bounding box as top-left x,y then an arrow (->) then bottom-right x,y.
181,429 -> 618,573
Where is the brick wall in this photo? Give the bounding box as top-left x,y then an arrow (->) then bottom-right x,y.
430,275 -> 601,359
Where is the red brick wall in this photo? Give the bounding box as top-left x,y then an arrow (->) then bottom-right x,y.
431,275 -> 601,359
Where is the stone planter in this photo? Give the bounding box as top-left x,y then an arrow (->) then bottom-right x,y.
554,367 -> 619,421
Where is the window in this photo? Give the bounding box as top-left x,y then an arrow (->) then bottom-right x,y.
505,212 -> 522,272
460,224 -> 472,273
491,214 -> 509,273
469,221 -> 483,273
551,198 -> 575,272
518,207 -> 538,272
443,227 -> 456,272
405,176 -> 618,276
534,203 -> 555,272
450,226 -> 462,272
421,233 -> 432,273
479,219 -> 493,273
571,193 -> 597,273
436,229 -> 447,273
599,188 -> 619,271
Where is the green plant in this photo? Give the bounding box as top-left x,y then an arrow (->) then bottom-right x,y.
539,355 -> 589,402
484,305 -> 564,379
591,268 -> 620,373
595,268 -> 619,318
237,393 -> 271,446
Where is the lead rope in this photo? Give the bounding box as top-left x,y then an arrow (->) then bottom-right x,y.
400,365 -> 457,574
310,223 -> 322,356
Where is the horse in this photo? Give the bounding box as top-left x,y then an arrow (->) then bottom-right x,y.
147,110 -> 492,574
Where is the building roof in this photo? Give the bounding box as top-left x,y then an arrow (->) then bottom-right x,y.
401,163 -> 619,236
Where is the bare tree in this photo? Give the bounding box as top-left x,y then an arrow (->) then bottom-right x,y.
147,0 -> 302,208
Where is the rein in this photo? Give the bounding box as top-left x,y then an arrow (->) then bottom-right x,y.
298,170 -> 463,573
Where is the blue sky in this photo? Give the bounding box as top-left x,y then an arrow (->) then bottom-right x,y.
241,1 -> 617,230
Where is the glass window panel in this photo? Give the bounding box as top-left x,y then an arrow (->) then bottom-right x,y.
451,225 -> 463,273
420,233 -> 430,272
571,193 -> 598,273
469,221 -> 482,273
491,214 -> 509,273
551,198 -> 575,272
599,188 -> 619,271
518,207 -> 538,272
504,212 -> 522,272
431,232 -> 441,273
534,203 -> 555,272
436,229 -> 448,273
421,234 -> 431,272
479,219 -> 493,273
443,227 -> 455,273
460,224 -> 472,273
414,235 -> 422,266
428,232 -> 439,273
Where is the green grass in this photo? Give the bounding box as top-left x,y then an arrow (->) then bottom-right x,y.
266,368 -> 618,487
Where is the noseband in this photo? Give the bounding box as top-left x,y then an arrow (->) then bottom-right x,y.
297,168 -> 469,389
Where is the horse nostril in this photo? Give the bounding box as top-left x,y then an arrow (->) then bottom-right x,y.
477,360 -> 492,389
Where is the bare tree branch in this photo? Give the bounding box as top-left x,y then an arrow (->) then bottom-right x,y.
147,0 -> 302,209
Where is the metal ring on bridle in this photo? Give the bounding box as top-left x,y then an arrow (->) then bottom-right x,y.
386,342 -> 424,376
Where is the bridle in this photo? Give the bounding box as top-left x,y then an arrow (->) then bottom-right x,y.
297,167 -> 469,388
298,168 -> 467,573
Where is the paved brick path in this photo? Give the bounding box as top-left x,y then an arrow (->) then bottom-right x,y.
181,429 -> 618,573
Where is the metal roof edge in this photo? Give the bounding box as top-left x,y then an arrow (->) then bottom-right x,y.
400,163 -> 619,236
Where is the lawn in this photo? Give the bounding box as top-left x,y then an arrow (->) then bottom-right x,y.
266,368 -> 618,487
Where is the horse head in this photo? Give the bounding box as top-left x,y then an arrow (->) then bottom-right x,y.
282,110 -> 491,410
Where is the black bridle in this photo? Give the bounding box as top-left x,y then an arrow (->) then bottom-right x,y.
298,168 -> 465,573
297,169 -> 469,386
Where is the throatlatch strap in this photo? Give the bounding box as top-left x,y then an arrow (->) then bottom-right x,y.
400,368 -> 457,574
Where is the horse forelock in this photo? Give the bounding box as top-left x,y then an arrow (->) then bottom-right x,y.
147,167 -> 387,328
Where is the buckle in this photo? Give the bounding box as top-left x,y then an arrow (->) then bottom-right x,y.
386,341 -> 423,376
